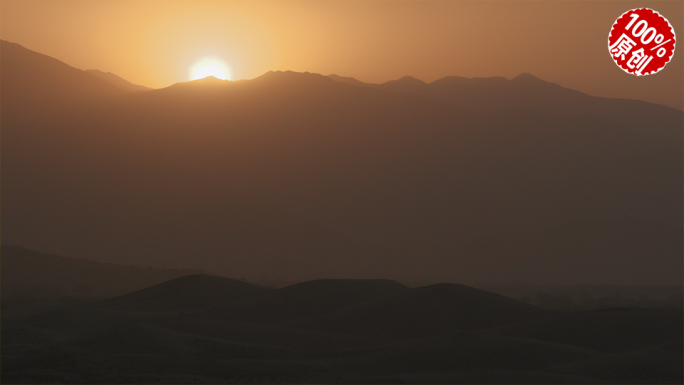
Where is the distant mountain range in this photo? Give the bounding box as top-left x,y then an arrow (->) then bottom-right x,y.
1,245 -> 209,301
328,73 -> 683,141
2,40 -> 682,284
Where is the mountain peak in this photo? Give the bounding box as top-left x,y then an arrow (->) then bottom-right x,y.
511,73 -> 544,82
160,75 -> 230,92
193,75 -> 225,83
379,75 -> 427,93
395,75 -> 426,85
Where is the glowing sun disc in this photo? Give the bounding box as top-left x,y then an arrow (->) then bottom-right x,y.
189,59 -> 232,81
193,65 -> 226,80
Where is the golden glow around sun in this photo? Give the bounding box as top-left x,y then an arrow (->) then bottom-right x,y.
190,58 -> 232,81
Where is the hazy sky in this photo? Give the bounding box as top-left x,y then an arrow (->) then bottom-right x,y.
1,0 -> 682,109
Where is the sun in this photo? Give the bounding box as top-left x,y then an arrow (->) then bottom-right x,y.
189,58 -> 232,81
193,65 -> 226,80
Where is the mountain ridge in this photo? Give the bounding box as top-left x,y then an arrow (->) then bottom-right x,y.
327,72 -> 683,140
2,41 -> 681,284
85,69 -> 153,92
0,40 -> 126,107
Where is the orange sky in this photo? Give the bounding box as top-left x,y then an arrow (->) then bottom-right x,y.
1,0 -> 682,109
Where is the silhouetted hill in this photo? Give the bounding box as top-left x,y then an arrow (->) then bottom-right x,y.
379,75 -> 428,94
2,45 -> 682,285
99,274 -> 273,312
296,283 -> 557,339
1,246 -> 209,302
85,69 -> 153,92
511,72 -> 546,83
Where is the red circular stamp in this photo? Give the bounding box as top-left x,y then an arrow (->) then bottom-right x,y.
608,8 -> 676,76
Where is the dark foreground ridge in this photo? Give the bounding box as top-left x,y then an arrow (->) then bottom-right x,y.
3,273 -> 682,384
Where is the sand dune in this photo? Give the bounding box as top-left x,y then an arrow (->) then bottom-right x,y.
98,274 -> 273,312
320,330 -> 603,373
209,279 -> 409,324
3,275 -> 681,383
293,283 -> 558,339
2,325 -> 70,346
60,322 -> 309,360
541,340 -> 683,384
483,308 -> 684,352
